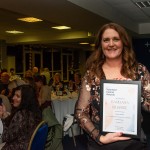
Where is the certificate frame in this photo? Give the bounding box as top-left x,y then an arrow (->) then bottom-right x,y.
100,79 -> 141,138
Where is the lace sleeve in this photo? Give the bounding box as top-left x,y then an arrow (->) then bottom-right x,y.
140,65 -> 150,112
75,75 -> 100,143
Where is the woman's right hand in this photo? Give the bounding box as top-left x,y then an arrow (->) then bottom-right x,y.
0,104 -> 9,119
100,132 -> 131,144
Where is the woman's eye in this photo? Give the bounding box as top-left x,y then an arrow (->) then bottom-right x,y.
102,37 -> 120,43
113,38 -> 120,42
103,38 -> 109,43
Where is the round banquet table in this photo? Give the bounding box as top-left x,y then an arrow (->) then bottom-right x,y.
51,92 -> 78,125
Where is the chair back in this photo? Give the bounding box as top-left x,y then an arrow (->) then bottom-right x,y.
28,121 -> 48,150
63,114 -> 81,147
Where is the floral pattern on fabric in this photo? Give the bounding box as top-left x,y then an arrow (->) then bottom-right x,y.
75,63 -> 150,144
2,110 -> 40,150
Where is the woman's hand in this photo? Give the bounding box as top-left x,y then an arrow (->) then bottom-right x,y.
1,89 -> 6,95
0,104 -> 9,119
143,100 -> 150,111
145,101 -> 150,106
100,132 -> 131,144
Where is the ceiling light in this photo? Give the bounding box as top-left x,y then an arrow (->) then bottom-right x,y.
90,43 -> 95,47
17,17 -> 43,22
6,30 -> 24,34
79,42 -> 89,45
88,32 -> 92,36
51,26 -> 71,30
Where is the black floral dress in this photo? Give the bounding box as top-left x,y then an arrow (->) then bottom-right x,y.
75,63 -> 150,150
2,109 -> 40,150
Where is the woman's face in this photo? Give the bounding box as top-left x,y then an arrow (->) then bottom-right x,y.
101,28 -> 123,60
74,74 -> 80,83
55,75 -> 60,82
35,81 -> 42,88
12,90 -> 21,107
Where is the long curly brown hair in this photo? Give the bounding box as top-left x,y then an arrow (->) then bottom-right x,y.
86,23 -> 138,80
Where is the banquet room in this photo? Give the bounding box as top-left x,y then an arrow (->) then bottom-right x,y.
0,0 -> 150,150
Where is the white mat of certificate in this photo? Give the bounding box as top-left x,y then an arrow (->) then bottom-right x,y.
102,81 -> 140,136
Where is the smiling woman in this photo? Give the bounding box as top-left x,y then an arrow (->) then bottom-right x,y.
0,85 -> 42,150
75,22 -> 149,150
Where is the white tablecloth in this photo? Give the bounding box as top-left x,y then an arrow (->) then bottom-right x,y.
51,92 -> 78,125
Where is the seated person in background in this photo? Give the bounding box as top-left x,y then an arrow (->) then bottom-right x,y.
68,72 -> 81,92
9,68 -> 15,77
23,76 -> 35,88
32,66 -> 39,79
40,101 -> 63,150
40,68 -> 50,85
8,78 -> 26,102
0,85 -> 42,150
34,75 -> 63,150
0,69 -> 7,79
34,75 -> 51,106
9,68 -> 21,82
51,73 -> 64,92
0,72 -> 10,97
24,69 -> 33,78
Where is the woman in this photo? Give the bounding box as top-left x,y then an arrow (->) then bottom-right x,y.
75,23 -> 150,150
0,85 -> 42,150
51,73 -> 64,92
36,75 -> 63,150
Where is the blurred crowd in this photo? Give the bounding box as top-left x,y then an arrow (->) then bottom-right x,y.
0,66 -> 82,149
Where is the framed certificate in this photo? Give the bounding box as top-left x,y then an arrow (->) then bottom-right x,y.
100,80 -> 141,138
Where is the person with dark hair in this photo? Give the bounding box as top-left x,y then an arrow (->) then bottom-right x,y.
75,23 -> 150,150
35,75 -> 63,150
0,85 -> 42,149
7,78 -> 26,102
0,72 -> 10,97
23,76 -> 35,88
34,75 -> 51,105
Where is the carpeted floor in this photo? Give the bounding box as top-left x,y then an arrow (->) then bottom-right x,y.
63,134 -> 87,150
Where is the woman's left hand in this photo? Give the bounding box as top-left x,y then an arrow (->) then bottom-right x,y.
100,132 -> 131,144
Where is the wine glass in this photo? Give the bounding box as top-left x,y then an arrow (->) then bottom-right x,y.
68,86 -> 73,98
